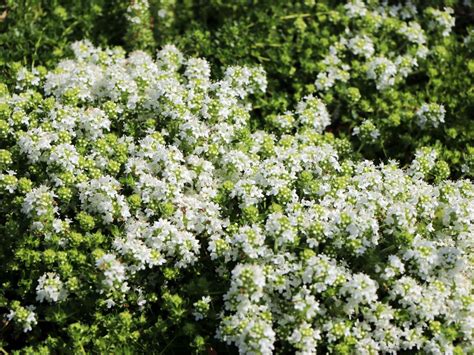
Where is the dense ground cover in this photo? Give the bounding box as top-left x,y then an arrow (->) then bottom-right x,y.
0,1 -> 473,354
155,0 -> 474,178
2,0 -> 473,177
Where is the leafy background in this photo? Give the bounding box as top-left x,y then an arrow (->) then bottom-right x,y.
1,0 -> 472,177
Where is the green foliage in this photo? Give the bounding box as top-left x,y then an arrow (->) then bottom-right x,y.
1,1 -> 472,175
152,0 -> 474,177
0,0 -> 473,353
0,0 -> 128,86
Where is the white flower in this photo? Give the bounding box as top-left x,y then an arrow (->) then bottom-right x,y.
353,119 -> 380,142
367,57 -> 397,90
416,102 -> 446,128
6,304 -> 37,333
96,253 -> 129,296
428,7 -> 455,37
22,185 -> 57,219
296,95 -> 331,133
398,22 -> 426,44
345,0 -> 368,18
36,272 -> 68,303
78,176 -> 130,224
193,296 -> 212,320
348,35 -> 375,58
340,273 -> 378,314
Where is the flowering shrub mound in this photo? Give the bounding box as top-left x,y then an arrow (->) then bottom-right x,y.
2,1 -> 473,178
148,0 -> 474,178
0,42 -> 473,353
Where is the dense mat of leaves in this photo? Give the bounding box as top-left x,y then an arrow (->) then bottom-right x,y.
139,0 -> 474,178
0,41 -> 473,354
1,0 -> 473,353
2,1 -> 473,177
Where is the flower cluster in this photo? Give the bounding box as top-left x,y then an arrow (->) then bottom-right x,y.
1,41 -> 472,354
36,272 -> 68,303
5,303 -> 37,333
416,102 -> 446,128
153,0 -> 473,178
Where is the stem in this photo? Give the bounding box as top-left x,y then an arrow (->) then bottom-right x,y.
380,244 -> 397,255
280,13 -> 311,20
380,138 -> 388,158
159,335 -> 179,355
